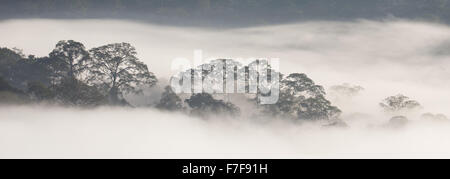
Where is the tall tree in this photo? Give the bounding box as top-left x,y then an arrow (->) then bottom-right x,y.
185,93 -> 240,117
49,40 -> 90,81
262,73 -> 341,120
88,43 -> 157,104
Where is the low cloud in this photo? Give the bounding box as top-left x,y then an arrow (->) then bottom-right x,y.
0,106 -> 449,159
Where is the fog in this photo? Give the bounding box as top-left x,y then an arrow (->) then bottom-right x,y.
1,105 -> 450,159
1,19 -> 450,158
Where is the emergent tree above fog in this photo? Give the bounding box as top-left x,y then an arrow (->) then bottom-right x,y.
0,48 -> 52,89
262,73 -> 341,120
1,42 -> 342,120
172,58 -> 341,120
0,41 -> 160,107
88,43 -> 157,104
49,40 -> 91,81
185,93 -> 240,117
380,94 -> 422,113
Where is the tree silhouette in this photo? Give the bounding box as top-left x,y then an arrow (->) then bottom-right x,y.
185,93 -> 240,117
88,43 -> 157,104
380,94 -> 422,113
262,73 -> 341,120
49,40 -> 90,81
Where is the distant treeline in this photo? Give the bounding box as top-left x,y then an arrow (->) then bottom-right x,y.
1,0 -> 450,27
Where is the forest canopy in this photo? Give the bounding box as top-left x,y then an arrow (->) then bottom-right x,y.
0,41 -> 345,122
1,40 -> 442,125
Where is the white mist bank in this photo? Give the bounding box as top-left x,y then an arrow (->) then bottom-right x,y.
0,106 -> 449,159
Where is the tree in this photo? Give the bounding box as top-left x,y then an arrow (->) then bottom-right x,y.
380,94 -> 422,113
0,76 -> 23,94
0,48 -> 52,90
201,59 -> 243,93
262,73 -> 341,120
88,43 -> 157,104
172,58 -> 244,94
281,73 -> 325,98
0,48 -> 29,88
0,47 -> 22,67
49,40 -> 90,81
171,59 -> 339,120
296,95 -> 341,120
185,93 -> 240,117
156,86 -> 183,111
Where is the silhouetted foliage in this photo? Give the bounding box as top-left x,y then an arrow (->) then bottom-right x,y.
1,41 -> 158,107
185,93 -> 240,117
52,79 -> 107,107
156,86 -> 183,111
173,59 -> 339,120
49,40 -> 91,81
262,73 -> 341,120
0,48 -> 22,66
0,76 -> 21,93
88,43 -> 157,104
380,94 -> 422,113
3,40 -> 343,120
0,48 -> 52,89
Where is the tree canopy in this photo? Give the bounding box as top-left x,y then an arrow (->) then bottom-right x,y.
88,43 -> 157,104
0,41 -> 158,107
262,73 -> 341,120
380,94 -> 422,113
185,93 -> 240,117
49,40 -> 91,81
